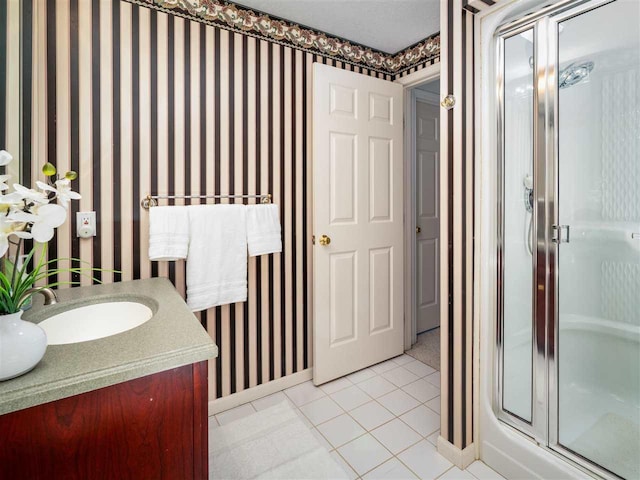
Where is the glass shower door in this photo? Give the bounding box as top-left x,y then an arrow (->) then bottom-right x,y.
499,28 -> 535,426
553,1 -> 640,478
498,0 -> 640,477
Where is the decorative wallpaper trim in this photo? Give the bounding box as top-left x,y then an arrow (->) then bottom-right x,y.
125,0 -> 440,74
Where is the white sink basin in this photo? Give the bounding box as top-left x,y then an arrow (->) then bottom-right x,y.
39,301 -> 154,345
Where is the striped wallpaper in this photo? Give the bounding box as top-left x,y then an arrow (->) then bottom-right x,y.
16,0 -> 412,401
439,0 -> 478,452
0,0 -> 22,181
4,0 -> 528,465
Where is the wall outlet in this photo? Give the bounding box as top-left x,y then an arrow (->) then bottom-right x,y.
76,211 -> 97,238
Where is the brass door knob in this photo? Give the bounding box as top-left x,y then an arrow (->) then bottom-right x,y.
319,234 -> 331,246
416,226 -> 422,234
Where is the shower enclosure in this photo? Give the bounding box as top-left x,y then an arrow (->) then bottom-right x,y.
495,0 -> 640,478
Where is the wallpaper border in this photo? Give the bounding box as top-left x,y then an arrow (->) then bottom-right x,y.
123,0 -> 440,75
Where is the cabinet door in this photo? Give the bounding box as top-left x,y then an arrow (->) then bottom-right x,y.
0,362 -> 208,480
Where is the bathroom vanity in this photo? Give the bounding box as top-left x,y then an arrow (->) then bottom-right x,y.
0,278 -> 217,480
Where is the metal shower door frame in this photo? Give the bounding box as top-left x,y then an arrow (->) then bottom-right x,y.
496,0 -> 623,478
546,2 -> 625,479
495,19 -> 544,443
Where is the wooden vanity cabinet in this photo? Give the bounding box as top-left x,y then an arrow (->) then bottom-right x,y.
0,361 -> 208,480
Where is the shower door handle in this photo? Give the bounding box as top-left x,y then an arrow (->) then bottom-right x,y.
552,225 -> 570,244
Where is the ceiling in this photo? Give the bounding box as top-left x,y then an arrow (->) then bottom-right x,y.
233,0 -> 440,54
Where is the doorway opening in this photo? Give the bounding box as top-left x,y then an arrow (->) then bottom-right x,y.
404,76 -> 441,371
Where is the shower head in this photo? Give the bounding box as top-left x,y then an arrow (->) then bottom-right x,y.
559,61 -> 594,89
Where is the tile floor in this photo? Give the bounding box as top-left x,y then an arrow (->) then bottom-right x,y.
210,354 -> 506,480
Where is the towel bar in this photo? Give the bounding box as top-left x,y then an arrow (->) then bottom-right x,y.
141,193 -> 272,209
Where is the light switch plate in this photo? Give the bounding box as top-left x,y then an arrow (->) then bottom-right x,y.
76,211 -> 97,238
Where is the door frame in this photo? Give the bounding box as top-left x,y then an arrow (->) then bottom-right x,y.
396,64 -> 441,350
409,89 -> 440,342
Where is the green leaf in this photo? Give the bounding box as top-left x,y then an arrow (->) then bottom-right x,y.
1,242 -> 117,312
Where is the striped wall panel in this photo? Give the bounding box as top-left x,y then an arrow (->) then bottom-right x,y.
27,0 -> 395,401
0,0 -> 23,181
440,0 -> 476,450
0,1 -> 6,155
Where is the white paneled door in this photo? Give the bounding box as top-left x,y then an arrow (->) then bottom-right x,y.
415,99 -> 440,333
312,63 -> 404,385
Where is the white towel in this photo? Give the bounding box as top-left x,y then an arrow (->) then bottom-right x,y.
186,204 -> 247,312
148,206 -> 189,261
246,204 -> 282,257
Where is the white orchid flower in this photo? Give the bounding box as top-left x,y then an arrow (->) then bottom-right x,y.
0,218 -> 13,257
0,150 -> 13,167
0,214 -> 32,258
12,183 -> 49,204
36,179 -> 81,209
0,191 -> 25,207
0,175 -> 11,191
9,203 -> 67,243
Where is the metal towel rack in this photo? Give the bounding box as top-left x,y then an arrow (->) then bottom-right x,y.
140,193 -> 272,209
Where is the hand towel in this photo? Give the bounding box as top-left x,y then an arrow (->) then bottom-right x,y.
148,206 -> 189,261
246,204 -> 282,257
186,204 -> 247,312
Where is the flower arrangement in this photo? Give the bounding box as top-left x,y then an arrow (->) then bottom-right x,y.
0,150 -> 90,314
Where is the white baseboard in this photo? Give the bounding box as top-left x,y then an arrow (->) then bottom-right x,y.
208,368 -> 313,416
437,436 -> 476,470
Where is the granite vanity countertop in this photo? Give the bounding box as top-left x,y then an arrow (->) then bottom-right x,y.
0,277 -> 217,415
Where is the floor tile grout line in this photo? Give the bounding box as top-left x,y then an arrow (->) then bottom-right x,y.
394,452 -> 427,480
357,439 -> 436,480
312,385 -> 441,476
210,355 -> 488,480
314,398 -> 404,456
396,411 -> 440,439
311,394 -> 439,452
434,465 -> 457,479
282,385 -> 327,408
212,357 -> 439,416
296,397 -> 345,426
424,401 -> 440,415
338,433 -> 396,478
277,371 -> 440,445
314,397 -> 394,430
318,375 -> 356,395
331,429 -> 394,476
433,463 -> 482,480
214,387 -> 438,437
331,448 -> 360,478
344,394 -> 422,436
401,384 -> 441,404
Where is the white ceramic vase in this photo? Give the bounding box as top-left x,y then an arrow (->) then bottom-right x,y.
0,311 -> 47,381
